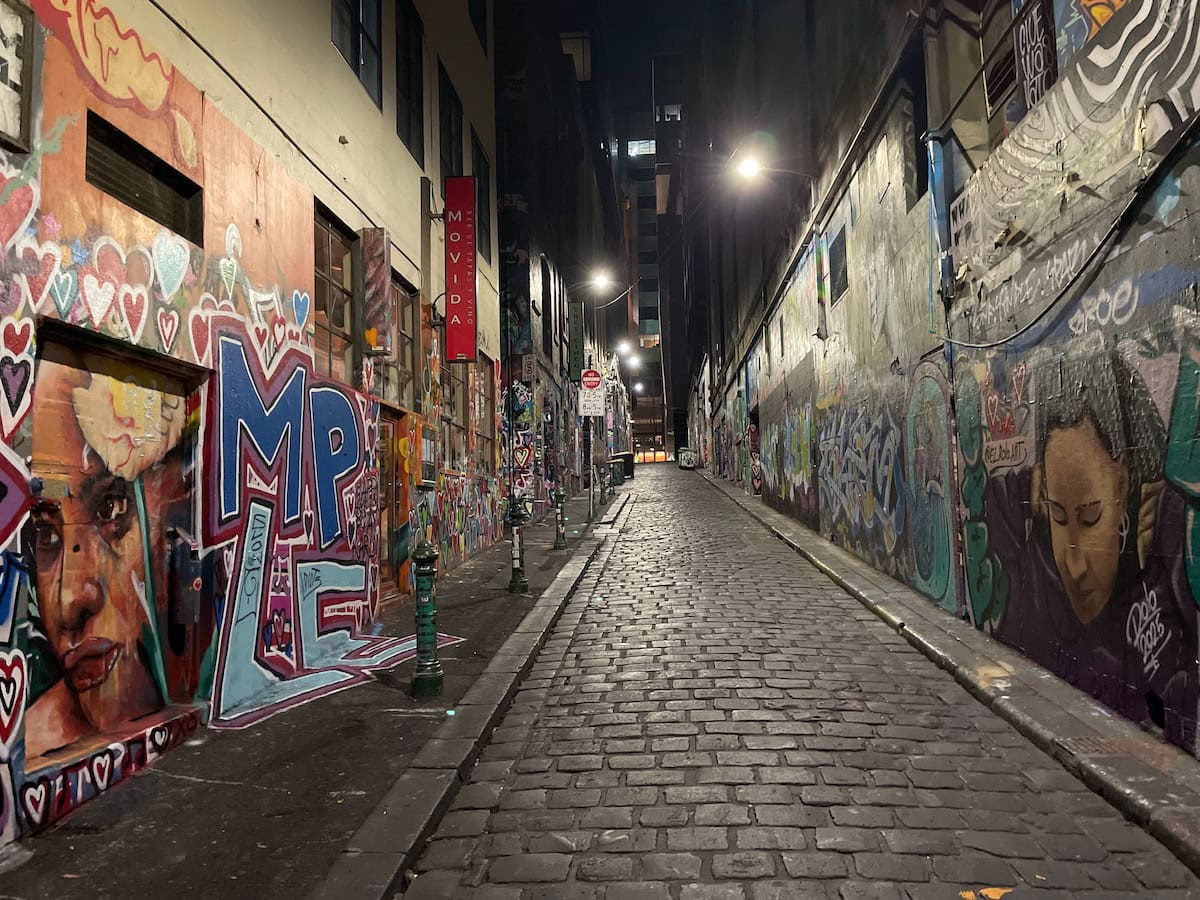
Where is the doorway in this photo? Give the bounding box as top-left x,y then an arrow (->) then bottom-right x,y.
378,409 -> 406,600
28,339 -> 195,759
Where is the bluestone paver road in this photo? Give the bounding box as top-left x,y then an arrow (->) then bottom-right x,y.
409,466 -> 1200,899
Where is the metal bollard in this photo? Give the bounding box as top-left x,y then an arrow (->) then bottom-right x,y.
508,503 -> 530,593
409,539 -> 444,698
553,487 -> 568,550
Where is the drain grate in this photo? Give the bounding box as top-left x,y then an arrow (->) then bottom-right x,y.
1058,737 -> 1133,756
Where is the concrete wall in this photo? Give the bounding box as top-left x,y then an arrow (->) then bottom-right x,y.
701,0 -> 1200,758
126,0 -> 500,360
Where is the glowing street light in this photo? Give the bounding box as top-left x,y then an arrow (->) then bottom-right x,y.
617,341 -> 631,355
627,356 -> 640,370
634,382 -> 644,393
735,155 -> 763,180
590,270 -> 613,291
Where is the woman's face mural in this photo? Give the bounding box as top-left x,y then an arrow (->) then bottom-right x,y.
1032,338 -> 1167,628
26,346 -> 185,757
1038,417 -> 1129,623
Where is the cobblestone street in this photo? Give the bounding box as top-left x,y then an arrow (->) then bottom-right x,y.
409,467 -> 1200,899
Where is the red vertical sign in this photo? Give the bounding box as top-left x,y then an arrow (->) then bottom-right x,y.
444,175 -> 477,361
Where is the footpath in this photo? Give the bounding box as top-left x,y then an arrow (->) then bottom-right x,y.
3,487 -> 625,900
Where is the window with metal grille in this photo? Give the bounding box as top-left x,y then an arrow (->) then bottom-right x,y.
396,0 -> 424,166
474,354 -> 496,473
332,0 -> 382,107
85,112 -> 202,245
981,0 -> 1016,117
472,130 -> 491,264
439,63 -> 463,189
931,0 -> 1058,196
313,208 -> 356,383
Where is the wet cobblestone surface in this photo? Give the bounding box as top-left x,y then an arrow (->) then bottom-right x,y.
409,467 -> 1200,899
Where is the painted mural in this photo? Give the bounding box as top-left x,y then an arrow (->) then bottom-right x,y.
701,0 -> 1200,756
0,0 -> 499,843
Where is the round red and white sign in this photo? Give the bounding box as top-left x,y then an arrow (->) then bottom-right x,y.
581,369 -> 602,390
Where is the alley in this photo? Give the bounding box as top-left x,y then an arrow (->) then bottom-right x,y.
410,466 -> 1199,899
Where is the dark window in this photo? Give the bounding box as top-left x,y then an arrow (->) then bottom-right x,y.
637,222 -> 656,237
638,250 -> 657,264
639,277 -> 659,293
313,208 -> 356,383
468,0 -> 488,53
439,63 -> 463,188
396,0 -> 424,166
636,195 -> 656,210
828,227 -> 848,302
541,258 -> 553,354
441,347 -> 467,470
472,130 -> 491,264
639,306 -> 660,320
393,277 -> 418,408
332,0 -> 382,106
85,112 -> 202,245
630,167 -> 654,181
474,355 -> 495,473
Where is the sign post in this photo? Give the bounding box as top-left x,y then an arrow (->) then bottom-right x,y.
580,368 -> 604,520
579,368 -> 604,416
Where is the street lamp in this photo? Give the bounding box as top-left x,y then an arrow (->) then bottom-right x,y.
735,155 -> 763,180
590,270 -> 613,291
617,340 -> 631,355
634,382 -> 644,393
627,356 -> 640,370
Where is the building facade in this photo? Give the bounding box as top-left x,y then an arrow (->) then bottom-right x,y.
0,0 -> 503,844
685,0 -> 1200,758
495,0 -> 628,515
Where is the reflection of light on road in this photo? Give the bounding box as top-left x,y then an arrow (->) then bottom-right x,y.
959,889 -> 1014,900
972,662 -> 1014,690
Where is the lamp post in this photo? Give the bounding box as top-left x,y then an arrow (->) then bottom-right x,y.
572,271 -> 635,522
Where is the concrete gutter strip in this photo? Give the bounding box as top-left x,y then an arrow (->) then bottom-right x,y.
701,471 -> 1200,878
309,519 -> 615,900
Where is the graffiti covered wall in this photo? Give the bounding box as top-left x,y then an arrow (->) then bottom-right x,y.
0,0 -> 497,842
713,0 -> 1200,755
948,0 -> 1200,750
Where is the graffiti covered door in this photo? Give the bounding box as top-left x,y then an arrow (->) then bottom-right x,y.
27,341 -> 192,760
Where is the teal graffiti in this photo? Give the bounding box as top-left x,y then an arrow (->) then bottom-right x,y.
906,365 -> 957,613
956,367 -> 1009,627
1166,329 -> 1200,606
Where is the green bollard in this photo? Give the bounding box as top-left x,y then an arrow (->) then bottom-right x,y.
508,503 -> 530,593
553,487 -> 568,550
409,539 -> 444,698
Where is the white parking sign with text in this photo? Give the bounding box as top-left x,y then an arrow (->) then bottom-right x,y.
579,368 -> 604,416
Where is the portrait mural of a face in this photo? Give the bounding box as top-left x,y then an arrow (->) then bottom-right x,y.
1031,338 -> 1167,623
1016,334 -> 1198,751
25,342 -> 188,758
